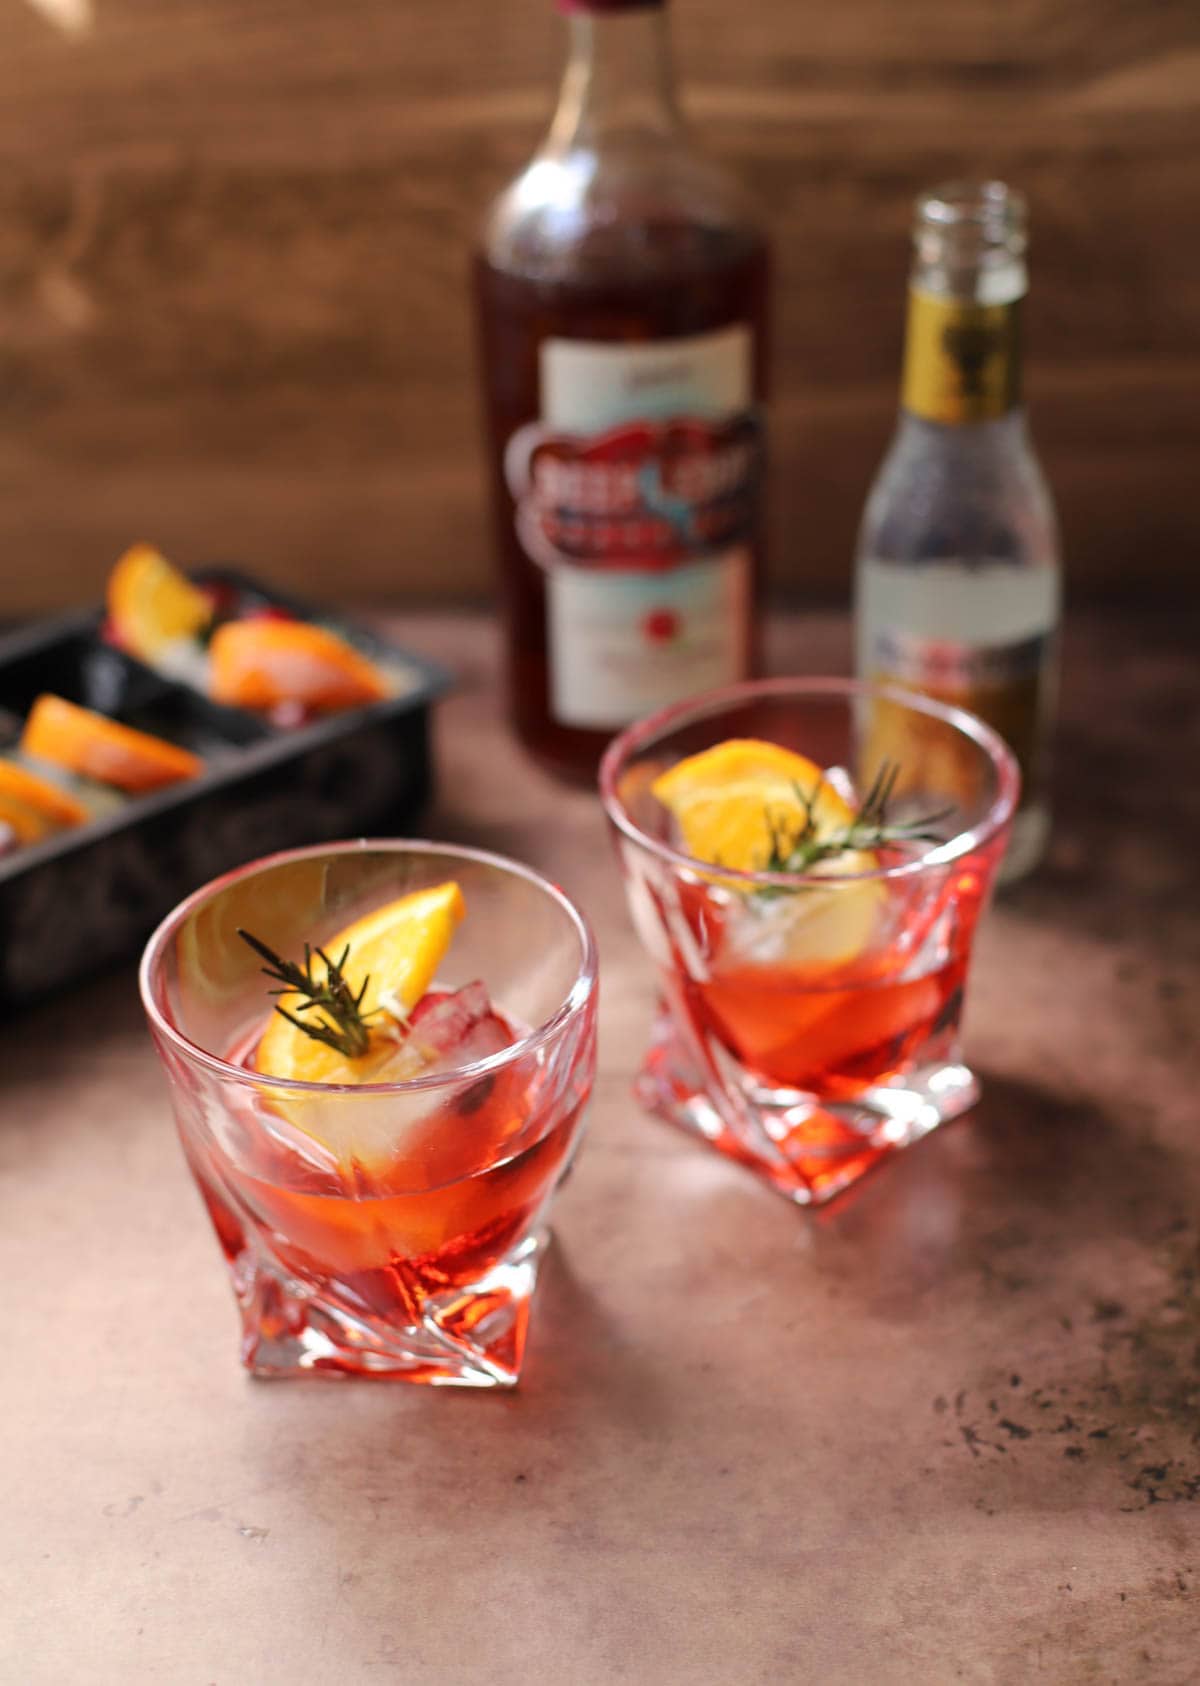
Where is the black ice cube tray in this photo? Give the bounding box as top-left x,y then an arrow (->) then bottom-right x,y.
0,569 -> 449,1009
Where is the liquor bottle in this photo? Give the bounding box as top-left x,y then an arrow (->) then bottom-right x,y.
854,182 -> 1061,881
474,0 -> 769,780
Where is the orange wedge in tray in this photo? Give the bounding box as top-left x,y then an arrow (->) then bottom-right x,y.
209,619 -> 390,714
106,542 -> 213,661
21,695 -> 204,794
104,541 -> 392,716
0,784 -> 74,846
0,757 -> 91,833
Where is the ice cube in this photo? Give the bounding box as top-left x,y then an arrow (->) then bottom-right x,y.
264,983 -> 519,1182
267,701 -> 309,730
154,637 -> 212,692
822,764 -> 859,808
720,891 -> 807,967
409,980 -> 490,1043
12,749 -> 122,820
719,864 -> 885,971
375,982 -> 512,1083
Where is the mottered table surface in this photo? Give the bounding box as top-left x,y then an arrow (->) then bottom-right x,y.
3,610 -> 1197,1685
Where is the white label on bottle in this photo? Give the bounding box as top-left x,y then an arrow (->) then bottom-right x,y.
541,329 -> 752,430
547,549 -> 751,727
505,325 -> 760,730
855,556 -> 1059,796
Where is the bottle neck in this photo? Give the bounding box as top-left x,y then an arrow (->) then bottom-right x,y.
900,235 -> 1027,427
548,2 -> 681,153
900,285 -> 1024,426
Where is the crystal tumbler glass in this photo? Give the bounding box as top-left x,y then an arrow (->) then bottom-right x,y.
140,840 -> 598,1386
600,678 -> 1017,1205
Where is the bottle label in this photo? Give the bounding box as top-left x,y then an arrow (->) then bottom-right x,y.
901,289 -> 1021,425
865,626 -> 1051,808
505,325 -> 759,729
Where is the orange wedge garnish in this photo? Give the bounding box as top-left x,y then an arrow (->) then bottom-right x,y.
0,756 -> 90,829
651,740 -> 863,874
651,738 -> 883,968
21,695 -> 203,794
253,882 -> 466,1089
107,543 -> 212,660
209,620 -> 389,714
252,884 -> 470,1174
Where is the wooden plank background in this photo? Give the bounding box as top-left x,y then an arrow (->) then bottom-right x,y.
1,0 -> 1197,615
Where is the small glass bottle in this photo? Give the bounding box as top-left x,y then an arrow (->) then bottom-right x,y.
475,0 -> 770,780
854,182 -> 1061,881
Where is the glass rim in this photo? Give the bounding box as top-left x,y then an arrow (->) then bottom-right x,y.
598,675 -> 1021,888
139,838 -> 599,1097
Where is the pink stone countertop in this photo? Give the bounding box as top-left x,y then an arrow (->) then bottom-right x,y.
3,611 -> 1197,1684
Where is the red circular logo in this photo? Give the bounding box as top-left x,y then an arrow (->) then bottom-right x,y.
642,608 -> 680,644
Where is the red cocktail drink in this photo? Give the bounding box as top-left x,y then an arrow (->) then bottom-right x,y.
141,843 -> 597,1386
602,679 -> 1016,1204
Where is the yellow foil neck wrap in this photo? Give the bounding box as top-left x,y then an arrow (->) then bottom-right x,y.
900,289 -> 1022,424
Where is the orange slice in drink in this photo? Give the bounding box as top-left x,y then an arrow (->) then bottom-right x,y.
651,737 -> 884,967
0,756 -> 91,831
107,543 -> 212,660
651,739 -> 866,873
252,881 -> 467,1089
21,694 -> 203,793
209,620 -> 389,714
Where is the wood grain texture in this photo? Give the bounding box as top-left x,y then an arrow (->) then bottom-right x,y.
0,0 -> 1197,613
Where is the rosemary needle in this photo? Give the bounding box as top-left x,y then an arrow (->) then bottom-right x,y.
237,928 -> 378,1058
761,760 -> 954,878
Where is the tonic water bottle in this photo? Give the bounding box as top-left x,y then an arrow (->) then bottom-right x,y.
854,181 -> 1061,882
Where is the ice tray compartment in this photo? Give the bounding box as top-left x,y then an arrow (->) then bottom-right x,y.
0,578 -> 448,1009
0,626 -> 269,763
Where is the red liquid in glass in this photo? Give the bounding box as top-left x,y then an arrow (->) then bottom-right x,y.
186,1001 -> 585,1370
653,862 -> 988,1201
690,955 -> 965,1101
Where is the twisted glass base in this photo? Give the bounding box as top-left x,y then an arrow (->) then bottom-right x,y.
231,1225 -> 549,1388
636,1009 -> 978,1206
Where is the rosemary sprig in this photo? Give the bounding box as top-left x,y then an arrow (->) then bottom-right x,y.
237,928 -> 377,1058
762,760 -> 954,877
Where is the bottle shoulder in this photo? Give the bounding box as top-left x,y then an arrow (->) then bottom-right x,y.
480,136 -> 766,285
857,411 -> 1060,567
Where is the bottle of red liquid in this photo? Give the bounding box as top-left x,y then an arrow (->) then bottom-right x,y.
475,0 -> 770,779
